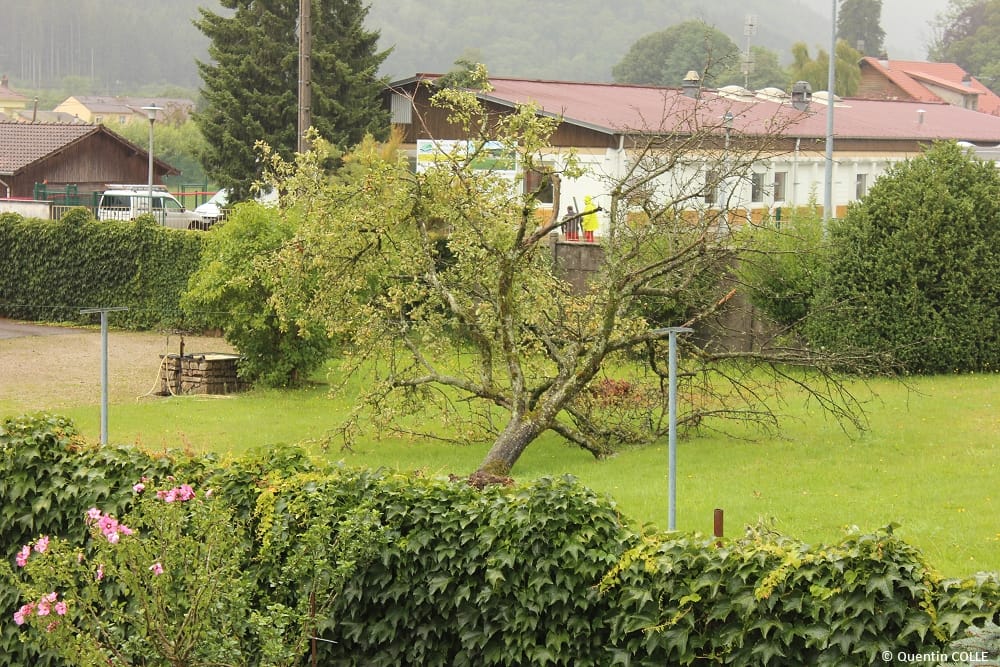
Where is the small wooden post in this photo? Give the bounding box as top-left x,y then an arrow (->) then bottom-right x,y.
713,508 -> 724,545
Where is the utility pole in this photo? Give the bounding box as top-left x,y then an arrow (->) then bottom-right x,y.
297,0 -> 312,154
824,0 -> 836,228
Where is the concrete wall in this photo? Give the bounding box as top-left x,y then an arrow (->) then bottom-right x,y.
0,199 -> 51,218
551,238 -> 770,353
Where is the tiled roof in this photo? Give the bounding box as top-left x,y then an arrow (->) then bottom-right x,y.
0,122 -> 99,174
406,75 -> 1000,145
859,58 -> 1000,116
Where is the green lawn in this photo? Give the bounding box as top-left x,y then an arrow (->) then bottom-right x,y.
25,371 -> 1000,578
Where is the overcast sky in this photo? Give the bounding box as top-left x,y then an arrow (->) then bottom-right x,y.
806,0 -> 950,59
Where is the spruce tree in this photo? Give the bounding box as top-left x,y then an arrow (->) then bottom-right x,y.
195,0 -> 389,201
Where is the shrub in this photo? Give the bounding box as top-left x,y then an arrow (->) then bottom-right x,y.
807,142 -> 1000,373
181,204 -> 332,387
2,414 -> 997,665
738,204 -> 826,328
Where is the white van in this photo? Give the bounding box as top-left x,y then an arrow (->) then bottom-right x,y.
97,185 -> 208,230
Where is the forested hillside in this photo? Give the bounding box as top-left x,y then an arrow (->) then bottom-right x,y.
0,0 -> 939,94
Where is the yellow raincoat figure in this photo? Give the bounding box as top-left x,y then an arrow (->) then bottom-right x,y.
582,196 -> 599,242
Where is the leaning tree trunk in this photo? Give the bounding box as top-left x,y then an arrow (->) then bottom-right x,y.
477,416 -> 548,476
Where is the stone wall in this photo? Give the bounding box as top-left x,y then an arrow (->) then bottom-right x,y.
550,237 -> 773,353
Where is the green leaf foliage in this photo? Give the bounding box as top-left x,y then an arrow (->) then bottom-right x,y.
808,142 -> 1000,373
2,414 -> 997,665
738,205 -> 826,327
0,213 -> 205,330
181,203 -> 333,386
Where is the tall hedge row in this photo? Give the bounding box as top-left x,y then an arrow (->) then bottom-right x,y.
0,210 -> 204,330
2,414 -> 998,665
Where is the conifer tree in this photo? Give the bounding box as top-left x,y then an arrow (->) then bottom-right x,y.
195,0 -> 389,201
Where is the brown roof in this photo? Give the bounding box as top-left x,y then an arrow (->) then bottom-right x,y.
402,74 -> 1000,145
0,121 -> 178,176
0,122 -> 99,175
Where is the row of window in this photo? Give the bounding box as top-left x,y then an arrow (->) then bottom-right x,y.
707,171 -> 869,205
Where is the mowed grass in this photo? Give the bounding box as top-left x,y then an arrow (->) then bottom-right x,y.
27,369 -> 1000,578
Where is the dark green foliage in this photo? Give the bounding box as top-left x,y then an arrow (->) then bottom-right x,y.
930,0 -> 1000,92
739,207 -> 826,327
195,0 -> 390,202
808,142 -> 1000,373
612,20 -> 741,86
838,0 -> 886,57
2,414 -> 997,666
0,213 -> 205,330
181,204 -> 332,387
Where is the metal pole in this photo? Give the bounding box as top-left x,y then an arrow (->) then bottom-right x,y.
141,106 -> 161,219
654,326 -> 693,530
823,0 -> 836,228
80,307 -> 128,444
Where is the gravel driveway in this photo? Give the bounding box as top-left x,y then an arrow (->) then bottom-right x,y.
0,319 -> 233,411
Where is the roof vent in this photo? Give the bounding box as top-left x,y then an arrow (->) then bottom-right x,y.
682,70 -> 701,99
791,81 -> 812,111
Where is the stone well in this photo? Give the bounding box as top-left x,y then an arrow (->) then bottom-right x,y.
157,353 -> 248,395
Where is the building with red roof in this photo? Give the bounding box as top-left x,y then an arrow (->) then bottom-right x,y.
386,73 -> 1000,230
857,57 -> 1000,116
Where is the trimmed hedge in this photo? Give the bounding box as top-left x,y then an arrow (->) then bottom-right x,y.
2,414 -> 998,665
0,210 -> 205,330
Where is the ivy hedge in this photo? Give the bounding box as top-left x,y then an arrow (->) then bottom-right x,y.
0,210 -> 205,330
2,414 -> 998,665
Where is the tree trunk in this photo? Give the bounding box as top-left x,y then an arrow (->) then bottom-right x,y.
477,416 -> 547,475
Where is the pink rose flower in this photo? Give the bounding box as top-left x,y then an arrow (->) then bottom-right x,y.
86,507 -> 102,523
54,601 -> 67,616
34,536 -> 49,554
37,600 -> 50,617
15,544 -> 30,567
133,482 -> 145,494
149,562 -> 164,576
95,564 -> 104,582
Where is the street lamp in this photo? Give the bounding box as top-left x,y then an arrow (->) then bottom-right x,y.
140,105 -> 162,220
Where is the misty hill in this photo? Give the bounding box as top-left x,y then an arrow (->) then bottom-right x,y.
0,0 -> 945,94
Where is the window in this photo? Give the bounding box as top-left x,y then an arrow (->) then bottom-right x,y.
751,172 -> 765,203
524,164 -> 555,205
704,169 -> 720,205
856,173 -> 868,199
773,171 -> 787,202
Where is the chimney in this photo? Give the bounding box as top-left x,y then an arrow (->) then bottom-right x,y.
962,73 -> 973,88
682,70 -> 701,99
879,53 -> 889,69
791,81 -> 812,111
1,74 -> 9,90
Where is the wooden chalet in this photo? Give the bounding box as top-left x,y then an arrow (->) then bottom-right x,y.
0,122 -> 177,200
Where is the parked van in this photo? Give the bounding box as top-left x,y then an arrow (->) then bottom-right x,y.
97,185 -> 208,230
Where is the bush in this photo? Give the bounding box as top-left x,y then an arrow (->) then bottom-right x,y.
807,142 -> 1000,373
0,213 -> 205,330
181,204 -> 332,387
738,205 -> 826,328
2,414 -> 997,665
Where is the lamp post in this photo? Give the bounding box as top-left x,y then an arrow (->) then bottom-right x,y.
140,105 -> 162,219
653,326 -> 694,530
